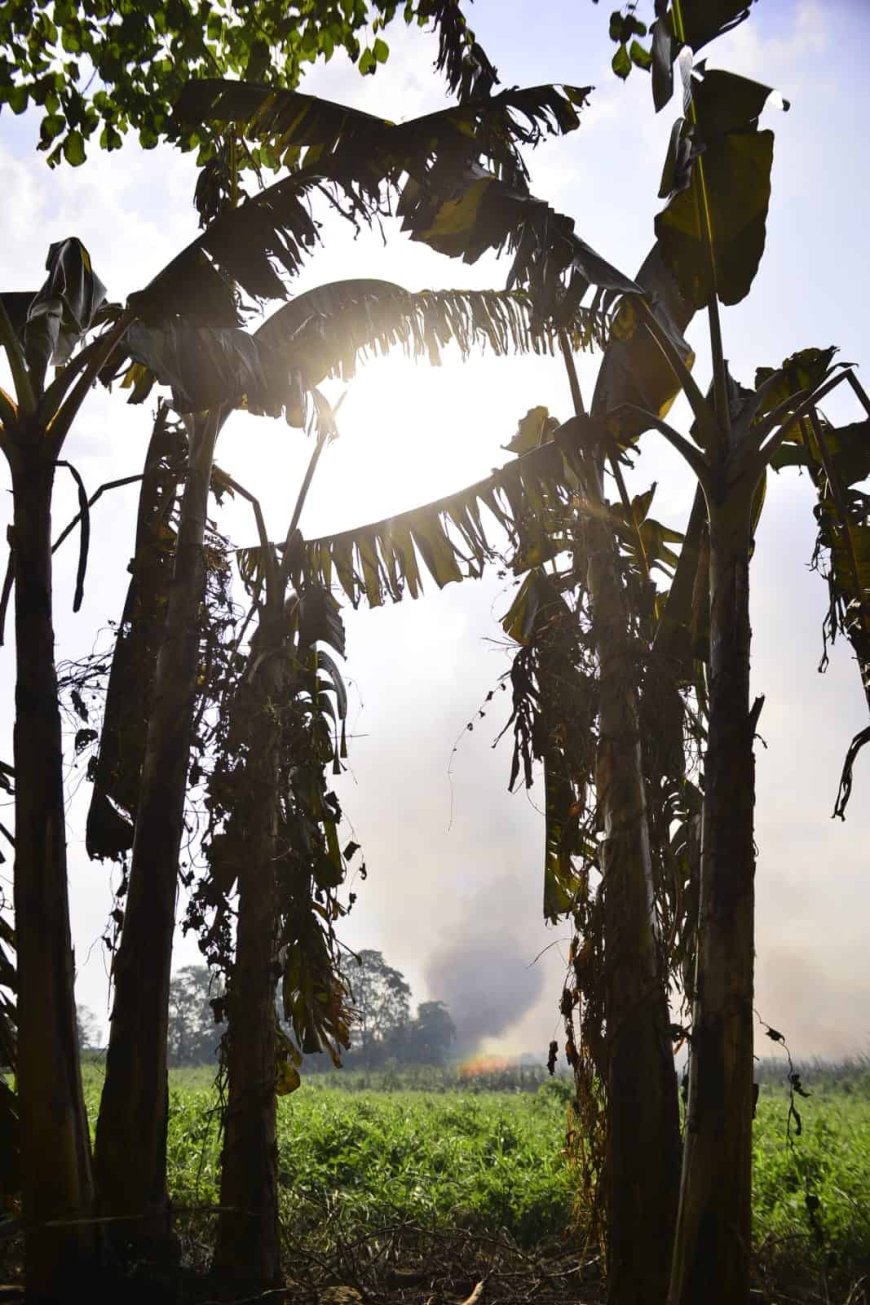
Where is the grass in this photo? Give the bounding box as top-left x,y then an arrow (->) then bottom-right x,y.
81,1066 -> 575,1248
753,1081 -> 870,1299
75,1062 -> 870,1302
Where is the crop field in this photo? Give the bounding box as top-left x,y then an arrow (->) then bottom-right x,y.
76,1063 -> 870,1303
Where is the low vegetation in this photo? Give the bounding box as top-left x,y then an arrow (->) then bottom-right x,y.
56,1061 -> 870,1303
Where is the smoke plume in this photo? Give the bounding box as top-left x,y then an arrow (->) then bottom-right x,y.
424,928 -> 546,1054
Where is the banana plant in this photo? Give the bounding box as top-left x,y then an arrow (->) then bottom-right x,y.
206,416 -> 603,1285
559,244 -> 697,1305
91,281 -> 610,1257
633,333 -> 864,1305
367,3 -> 870,1297
186,451 -> 353,1284
374,74 -> 704,1301
452,245 -> 707,1305
632,13 -> 852,1301
91,278 -> 607,1281
0,239 -> 123,1294
289,362 -> 693,1305
577,4 -> 870,1299
497,440 -> 703,1300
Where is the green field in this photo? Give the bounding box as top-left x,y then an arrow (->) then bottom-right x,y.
78,1064 -> 870,1302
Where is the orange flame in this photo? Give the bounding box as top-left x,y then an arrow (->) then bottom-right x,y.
458,1054 -> 513,1079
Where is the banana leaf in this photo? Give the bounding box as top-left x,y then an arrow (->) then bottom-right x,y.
118,283 -> 608,420
1,239 -> 107,395
134,77 -> 594,321
289,426 -> 590,608
655,66 -> 784,307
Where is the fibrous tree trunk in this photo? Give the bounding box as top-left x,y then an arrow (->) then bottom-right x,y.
94,411 -> 220,1254
582,457 -> 681,1305
668,480 -> 757,1305
212,607 -> 285,1284
11,449 -> 97,1299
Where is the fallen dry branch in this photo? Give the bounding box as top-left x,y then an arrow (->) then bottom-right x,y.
459,1280 -> 486,1305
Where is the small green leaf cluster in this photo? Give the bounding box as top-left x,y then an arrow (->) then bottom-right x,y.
607,6 -> 651,80
358,36 -> 390,74
0,0 -> 411,166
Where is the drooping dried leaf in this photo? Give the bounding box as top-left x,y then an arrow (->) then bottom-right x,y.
295,428 -> 589,609
86,407 -> 185,859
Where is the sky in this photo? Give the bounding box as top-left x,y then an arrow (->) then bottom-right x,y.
1,0 -> 869,1062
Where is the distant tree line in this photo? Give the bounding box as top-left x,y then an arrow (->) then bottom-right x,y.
339,950 -> 456,1070
103,952 -> 456,1070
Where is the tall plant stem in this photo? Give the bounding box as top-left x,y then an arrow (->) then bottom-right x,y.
278,426 -> 330,586
212,606 -> 285,1284
561,341 -> 680,1305
706,298 -> 730,442
94,407 -> 223,1255
215,426 -> 333,1282
668,475 -> 759,1305
557,334 -> 649,577
10,443 -> 97,1298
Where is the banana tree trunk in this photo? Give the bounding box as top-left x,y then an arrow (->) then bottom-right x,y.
10,449 -> 97,1298
583,463 -> 681,1305
668,484 -> 757,1305
94,412 -> 220,1255
212,611 -> 284,1284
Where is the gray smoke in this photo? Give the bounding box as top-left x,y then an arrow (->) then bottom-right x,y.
755,942 -> 870,1059
424,929 -> 546,1054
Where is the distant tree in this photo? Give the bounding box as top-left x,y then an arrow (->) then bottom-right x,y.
166,966 -> 224,1068
75,1005 -> 99,1052
404,1001 -> 456,1066
349,950 -> 411,1067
